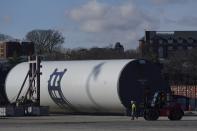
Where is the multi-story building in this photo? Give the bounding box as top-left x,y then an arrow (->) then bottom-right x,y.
0,41 -> 34,105
0,41 -> 34,59
21,41 -> 35,56
0,42 -> 5,58
139,31 -> 197,59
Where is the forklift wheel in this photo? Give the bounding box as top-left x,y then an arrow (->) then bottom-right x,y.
168,108 -> 184,120
144,109 -> 159,121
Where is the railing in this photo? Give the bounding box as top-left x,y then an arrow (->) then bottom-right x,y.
48,68 -> 77,112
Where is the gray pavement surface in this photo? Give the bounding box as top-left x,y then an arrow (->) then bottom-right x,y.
0,115 -> 197,131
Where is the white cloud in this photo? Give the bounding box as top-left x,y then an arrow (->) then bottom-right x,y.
150,0 -> 194,5
70,1 -> 159,32
177,16 -> 197,27
161,13 -> 197,29
68,0 -> 160,49
70,0 -> 106,22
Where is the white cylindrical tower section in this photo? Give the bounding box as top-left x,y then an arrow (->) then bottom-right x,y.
5,59 -> 169,113
5,60 -> 132,113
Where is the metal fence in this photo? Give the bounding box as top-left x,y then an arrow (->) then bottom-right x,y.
171,85 -> 197,111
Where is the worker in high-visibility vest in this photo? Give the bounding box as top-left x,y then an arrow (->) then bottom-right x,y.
131,101 -> 138,120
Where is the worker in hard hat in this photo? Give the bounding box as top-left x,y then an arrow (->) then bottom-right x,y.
131,101 -> 138,120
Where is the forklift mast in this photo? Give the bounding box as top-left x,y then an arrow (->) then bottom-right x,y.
150,91 -> 167,108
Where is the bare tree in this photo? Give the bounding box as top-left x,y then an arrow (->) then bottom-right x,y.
26,29 -> 65,54
63,46 -> 140,60
163,49 -> 197,84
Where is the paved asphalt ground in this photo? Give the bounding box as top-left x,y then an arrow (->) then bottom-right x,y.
0,115 -> 197,131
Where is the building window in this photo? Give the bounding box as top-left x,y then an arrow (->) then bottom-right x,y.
159,40 -> 163,44
173,46 -> 177,50
0,49 -> 4,52
168,46 -> 173,51
149,47 -> 153,52
188,37 -> 194,44
168,38 -> 173,44
158,47 -> 164,58
178,37 -> 183,44
188,46 -> 193,50
150,39 -> 153,44
178,46 -> 183,50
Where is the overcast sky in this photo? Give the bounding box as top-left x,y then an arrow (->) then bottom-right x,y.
0,0 -> 197,49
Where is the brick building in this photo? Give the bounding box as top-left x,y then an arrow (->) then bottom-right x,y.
21,42 -> 35,56
0,41 -> 34,59
139,31 -> 197,59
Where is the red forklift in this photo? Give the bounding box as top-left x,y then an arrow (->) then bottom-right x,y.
143,91 -> 184,120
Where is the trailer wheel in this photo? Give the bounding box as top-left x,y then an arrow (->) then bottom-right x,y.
144,109 -> 159,121
168,108 -> 184,120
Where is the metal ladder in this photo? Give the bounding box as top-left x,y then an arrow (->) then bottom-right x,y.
48,69 -> 77,112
